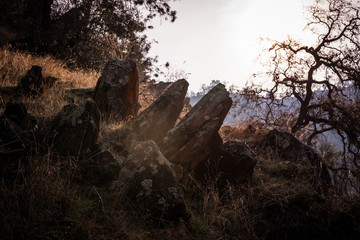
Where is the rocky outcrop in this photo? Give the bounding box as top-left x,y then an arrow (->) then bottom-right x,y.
261,129 -> 331,190
46,98 -> 101,156
113,79 -> 188,148
115,140 -> 187,221
93,59 -> 140,121
18,65 -> 58,96
161,83 -> 233,170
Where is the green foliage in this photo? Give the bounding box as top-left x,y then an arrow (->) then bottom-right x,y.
0,0 -> 177,73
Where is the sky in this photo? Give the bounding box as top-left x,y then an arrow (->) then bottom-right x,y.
146,0 -> 316,92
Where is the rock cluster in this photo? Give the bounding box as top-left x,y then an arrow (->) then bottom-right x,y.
1,58 -> 333,223
161,83 -> 233,170
113,79 -> 189,148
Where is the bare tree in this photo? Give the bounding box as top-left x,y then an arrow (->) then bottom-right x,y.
245,0 -> 360,192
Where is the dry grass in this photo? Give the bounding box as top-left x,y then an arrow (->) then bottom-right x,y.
0,157 -> 152,240
2,149 -> 355,240
0,47 -> 100,117
1,49 -> 359,239
176,153 -> 355,240
0,46 -> 100,88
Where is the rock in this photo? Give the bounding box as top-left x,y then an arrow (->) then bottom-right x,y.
113,79 -> 189,148
1,102 -> 37,144
194,137 -> 257,184
4,102 -> 31,128
221,141 -> 257,181
115,140 -> 187,221
93,59 -> 140,121
46,98 -> 101,156
18,65 -> 57,96
79,149 -> 121,186
161,83 -> 233,170
139,81 -> 172,108
261,129 -> 331,190
0,102 -> 37,182
139,80 -> 192,119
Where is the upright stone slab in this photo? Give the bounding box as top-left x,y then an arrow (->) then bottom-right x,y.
161,83 -> 232,170
112,79 -> 189,148
93,59 -> 139,121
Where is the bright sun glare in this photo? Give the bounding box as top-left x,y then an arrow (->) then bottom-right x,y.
148,0 -> 317,91
221,0 -> 316,81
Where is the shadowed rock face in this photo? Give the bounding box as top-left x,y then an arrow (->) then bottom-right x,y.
194,136 -> 257,184
80,149 -> 120,186
113,79 -> 189,148
219,141 -> 257,182
261,129 -> 331,191
0,102 -> 37,183
46,98 -> 101,156
93,59 -> 139,121
161,83 -> 232,170
115,140 -> 187,221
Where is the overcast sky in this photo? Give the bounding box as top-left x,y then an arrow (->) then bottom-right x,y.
146,0 -> 315,92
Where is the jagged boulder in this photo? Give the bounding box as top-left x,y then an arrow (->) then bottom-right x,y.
261,129 -> 331,190
112,79 -> 188,148
0,102 -> 37,182
93,59 -> 140,121
115,140 -> 187,221
161,83 -> 232,170
46,98 -> 101,156
194,136 -> 257,184
18,65 -> 57,96
0,102 -> 37,150
221,141 -> 257,181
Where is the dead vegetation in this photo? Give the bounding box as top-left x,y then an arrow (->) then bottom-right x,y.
1,49 -> 359,239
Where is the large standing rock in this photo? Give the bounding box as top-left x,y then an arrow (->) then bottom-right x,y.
93,59 -> 140,121
115,140 -> 187,221
261,129 -> 331,190
112,79 -> 188,148
161,83 -> 232,170
46,98 -> 101,156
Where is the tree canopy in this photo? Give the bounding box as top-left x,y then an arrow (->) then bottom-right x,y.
0,0 -> 177,72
